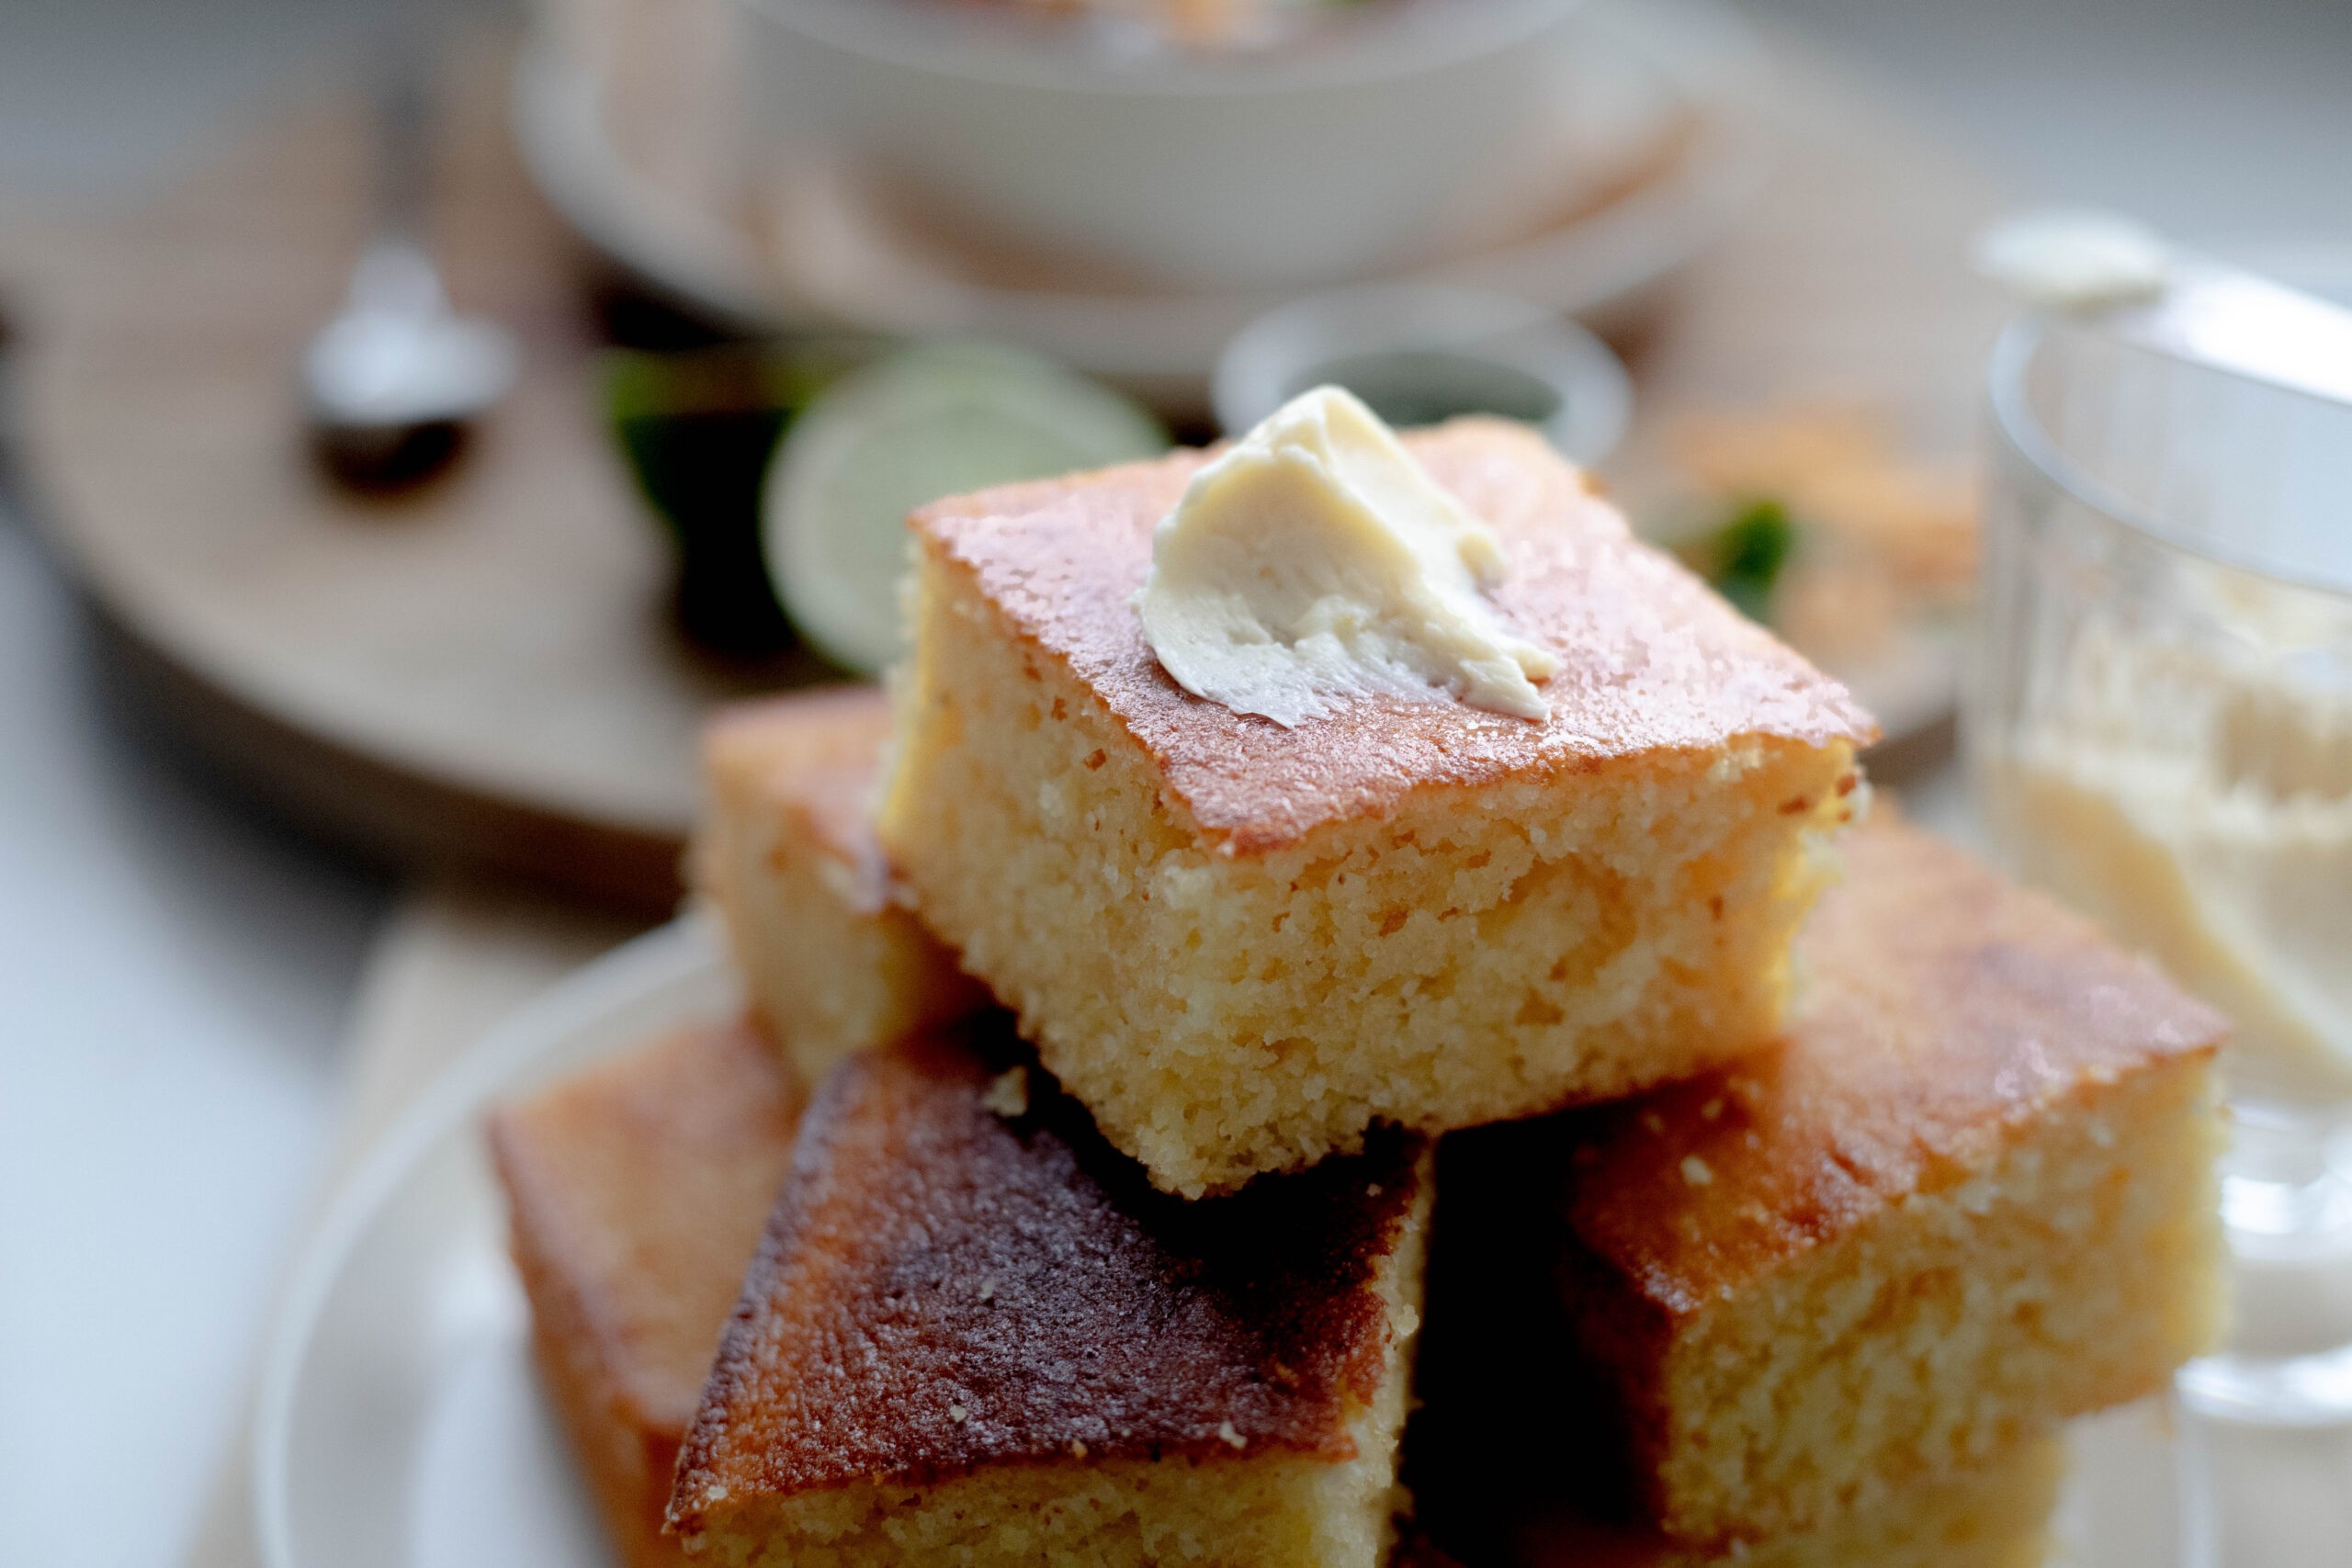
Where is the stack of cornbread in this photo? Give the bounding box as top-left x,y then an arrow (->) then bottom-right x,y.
490,408 -> 2228,1568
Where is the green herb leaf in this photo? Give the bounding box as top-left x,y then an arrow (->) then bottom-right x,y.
1691,498 -> 1797,625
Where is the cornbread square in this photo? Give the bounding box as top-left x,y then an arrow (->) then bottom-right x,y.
1411,818 -> 2226,1548
1504,1438 -> 2065,1568
879,418 -> 1876,1195
667,1020 -> 1434,1568
487,1018 -> 806,1568
695,687 -> 984,1084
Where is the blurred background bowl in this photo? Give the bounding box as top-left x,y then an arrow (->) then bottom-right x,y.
1213,283 -> 1633,458
515,0 -> 1767,405
727,0 -> 1592,292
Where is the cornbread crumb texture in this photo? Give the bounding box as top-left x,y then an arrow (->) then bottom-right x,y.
487,1018 -> 805,1568
882,420 -> 1871,1195
669,1021 -> 1431,1568
1511,1437 -> 2064,1568
696,686 -> 983,1084
883,421 -> 1871,1196
1415,819 -> 2227,1547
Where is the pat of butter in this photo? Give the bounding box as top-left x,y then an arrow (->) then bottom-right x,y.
1136,386 -> 1558,728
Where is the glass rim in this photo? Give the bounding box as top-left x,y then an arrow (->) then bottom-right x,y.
1985,314 -> 2352,599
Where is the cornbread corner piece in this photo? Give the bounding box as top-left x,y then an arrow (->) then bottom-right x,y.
487,1017 -> 806,1568
695,686 -> 986,1084
1507,1438 -> 2065,1568
878,418 -> 1877,1196
1416,817 -> 2226,1549
666,1021 -> 1434,1568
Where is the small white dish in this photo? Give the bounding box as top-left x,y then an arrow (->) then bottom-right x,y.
1212,284 -> 1633,462
250,917 -> 2212,1568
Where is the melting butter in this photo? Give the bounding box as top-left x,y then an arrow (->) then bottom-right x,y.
1136,386 -> 1558,728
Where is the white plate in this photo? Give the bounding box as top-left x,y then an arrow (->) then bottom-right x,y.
251,919 -> 2214,1568
510,0 -> 1770,403
253,920 -> 732,1568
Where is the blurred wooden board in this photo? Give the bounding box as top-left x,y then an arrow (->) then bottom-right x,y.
1,23 -> 2006,913
5,41 -> 829,915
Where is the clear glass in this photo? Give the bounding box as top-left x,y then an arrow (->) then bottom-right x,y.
1971,315 -> 2352,1427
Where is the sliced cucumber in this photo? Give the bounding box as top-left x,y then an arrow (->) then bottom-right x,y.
763,344 -> 1168,675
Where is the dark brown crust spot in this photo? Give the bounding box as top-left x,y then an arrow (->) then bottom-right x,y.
670,1019 -> 1426,1522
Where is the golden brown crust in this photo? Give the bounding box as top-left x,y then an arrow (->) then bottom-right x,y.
1559,818 -> 2229,1314
910,420 -> 1876,853
490,1018 -> 805,1568
669,1019 -> 1429,1523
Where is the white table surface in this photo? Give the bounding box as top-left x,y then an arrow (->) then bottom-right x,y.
2,3 -> 2348,1566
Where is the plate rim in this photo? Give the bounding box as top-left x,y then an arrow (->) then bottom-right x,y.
248,916 -> 727,1568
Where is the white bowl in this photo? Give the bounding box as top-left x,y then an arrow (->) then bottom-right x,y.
513,0 -> 1770,402
728,0 -> 1590,292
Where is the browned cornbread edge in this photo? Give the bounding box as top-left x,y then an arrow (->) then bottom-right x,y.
1408,820 -> 2226,1551
489,1019 -> 805,1568
667,1022 -> 1434,1566
501,1216 -> 684,1568
695,688 -> 985,1082
1572,825 -> 2226,1543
